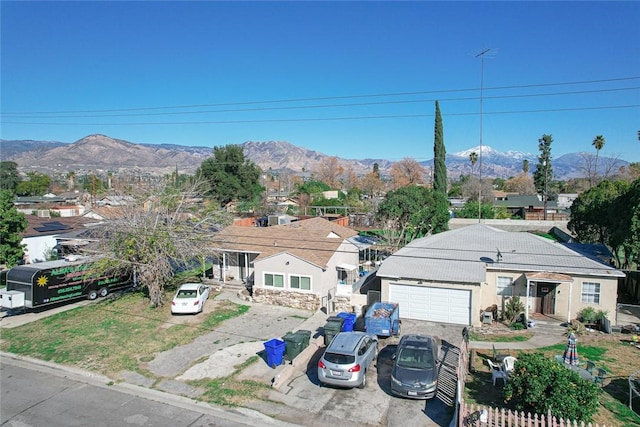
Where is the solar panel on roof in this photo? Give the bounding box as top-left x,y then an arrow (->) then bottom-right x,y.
34,221 -> 72,232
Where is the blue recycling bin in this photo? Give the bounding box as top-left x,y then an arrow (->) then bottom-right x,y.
263,338 -> 286,368
336,312 -> 356,332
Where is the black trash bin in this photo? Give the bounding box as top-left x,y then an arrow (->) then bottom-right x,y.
283,329 -> 313,362
323,316 -> 345,346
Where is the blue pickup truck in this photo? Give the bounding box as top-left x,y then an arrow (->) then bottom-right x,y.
365,301 -> 401,337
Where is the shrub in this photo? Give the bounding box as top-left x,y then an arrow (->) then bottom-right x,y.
504,353 -> 600,422
595,309 -> 608,322
566,320 -> 587,336
504,296 -> 526,324
579,307 -> 597,323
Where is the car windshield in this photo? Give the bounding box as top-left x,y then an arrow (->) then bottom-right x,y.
324,352 -> 356,365
396,348 -> 433,369
176,290 -> 197,298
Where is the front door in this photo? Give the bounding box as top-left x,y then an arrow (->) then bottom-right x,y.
536,282 -> 557,315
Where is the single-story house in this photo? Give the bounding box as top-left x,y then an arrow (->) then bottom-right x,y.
376,224 -> 625,327
211,217 -> 361,310
20,216 -> 97,264
493,195 -> 565,220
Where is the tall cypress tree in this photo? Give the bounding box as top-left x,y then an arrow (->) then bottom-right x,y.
433,100 -> 447,194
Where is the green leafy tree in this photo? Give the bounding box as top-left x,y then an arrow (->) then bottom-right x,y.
0,190 -> 28,267
15,172 -> 51,196
605,178 -> 640,269
433,100 -> 447,194
522,159 -> 530,174
504,352 -> 600,422
0,161 -> 21,193
81,174 -> 107,194
376,185 -> 449,250
196,144 -> 263,207
533,134 -> 553,199
455,201 -> 496,219
568,179 -> 629,246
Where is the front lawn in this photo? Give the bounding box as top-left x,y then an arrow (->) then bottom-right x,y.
0,290 -> 249,378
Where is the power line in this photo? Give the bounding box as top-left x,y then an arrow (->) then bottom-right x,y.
2,76 -> 638,115
4,104 -> 638,126
2,86 -> 637,119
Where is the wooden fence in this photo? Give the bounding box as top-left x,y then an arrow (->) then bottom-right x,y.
459,403 -> 606,426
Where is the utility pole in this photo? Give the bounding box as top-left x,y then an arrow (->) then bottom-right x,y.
475,48 -> 491,222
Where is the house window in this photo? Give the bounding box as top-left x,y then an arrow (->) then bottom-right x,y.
581,282 -> 601,304
290,275 -> 311,291
264,273 -> 284,288
497,276 -> 513,296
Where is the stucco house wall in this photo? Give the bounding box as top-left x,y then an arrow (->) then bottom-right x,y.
212,217 -> 360,311
377,224 -> 625,327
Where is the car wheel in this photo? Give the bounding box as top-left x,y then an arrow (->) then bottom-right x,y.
358,371 -> 367,389
87,290 -> 98,300
98,287 -> 108,297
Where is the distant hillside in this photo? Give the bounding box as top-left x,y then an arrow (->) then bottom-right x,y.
0,134 -> 628,180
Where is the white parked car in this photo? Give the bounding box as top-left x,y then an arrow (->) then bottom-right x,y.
171,283 -> 210,314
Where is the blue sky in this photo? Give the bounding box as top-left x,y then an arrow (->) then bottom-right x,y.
1,1 -> 639,163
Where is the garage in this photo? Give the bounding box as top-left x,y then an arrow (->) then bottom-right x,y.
389,284 -> 471,325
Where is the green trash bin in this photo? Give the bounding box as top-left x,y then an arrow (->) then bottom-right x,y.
323,316 -> 345,346
283,329 -> 313,361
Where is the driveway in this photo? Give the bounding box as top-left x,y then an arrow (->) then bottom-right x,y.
240,318 -> 464,427
3,290 -> 465,426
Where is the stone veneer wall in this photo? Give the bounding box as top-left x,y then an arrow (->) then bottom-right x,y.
332,295 -> 354,313
253,288 -> 321,311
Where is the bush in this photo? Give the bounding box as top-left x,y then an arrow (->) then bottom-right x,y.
504,353 -> 600,422
504,296 -> 526,324
579,307 -> 597,323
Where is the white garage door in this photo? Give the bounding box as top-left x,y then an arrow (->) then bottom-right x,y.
389,284 -> 471,325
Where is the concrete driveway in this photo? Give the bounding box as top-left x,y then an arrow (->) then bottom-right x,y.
238,318 -> 464,427
140,290 -> 465,426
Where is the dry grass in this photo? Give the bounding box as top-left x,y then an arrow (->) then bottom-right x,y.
0,291 -> 249,379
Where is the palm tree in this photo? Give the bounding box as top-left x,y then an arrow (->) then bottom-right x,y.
592,135 -> 606,185
66,170 -> 76,191
469,152 -> 478,174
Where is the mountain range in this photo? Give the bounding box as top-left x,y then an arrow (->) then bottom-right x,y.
0,134 -> 627,180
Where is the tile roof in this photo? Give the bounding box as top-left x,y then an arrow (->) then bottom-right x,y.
377,223 -> 625,283
212,217 -> 359,268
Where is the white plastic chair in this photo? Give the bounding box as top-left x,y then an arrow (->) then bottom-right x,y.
487,359 -> 507,386
502,356 -> 517,375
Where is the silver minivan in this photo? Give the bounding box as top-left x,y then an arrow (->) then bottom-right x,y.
317,331 -> 378,388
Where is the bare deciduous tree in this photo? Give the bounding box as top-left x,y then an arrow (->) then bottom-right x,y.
461,176 -> 494,203
503,172 -> 536,195
92,178 -> 233,307
389,158 -> 427,189
341,164 -> 360,191
313,156 -> 344,189
361,171 -> 385,198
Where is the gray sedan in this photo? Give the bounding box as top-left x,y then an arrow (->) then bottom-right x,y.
390,334 -> 441,399
318,331 -> 378,389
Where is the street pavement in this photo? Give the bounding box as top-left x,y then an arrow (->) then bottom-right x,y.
0,353 -> 299,427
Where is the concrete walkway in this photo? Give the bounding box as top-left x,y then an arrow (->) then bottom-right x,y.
469,319 -> 568,351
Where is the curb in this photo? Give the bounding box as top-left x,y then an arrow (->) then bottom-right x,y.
1,351 -> 300,427
272,335 -> 323,390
